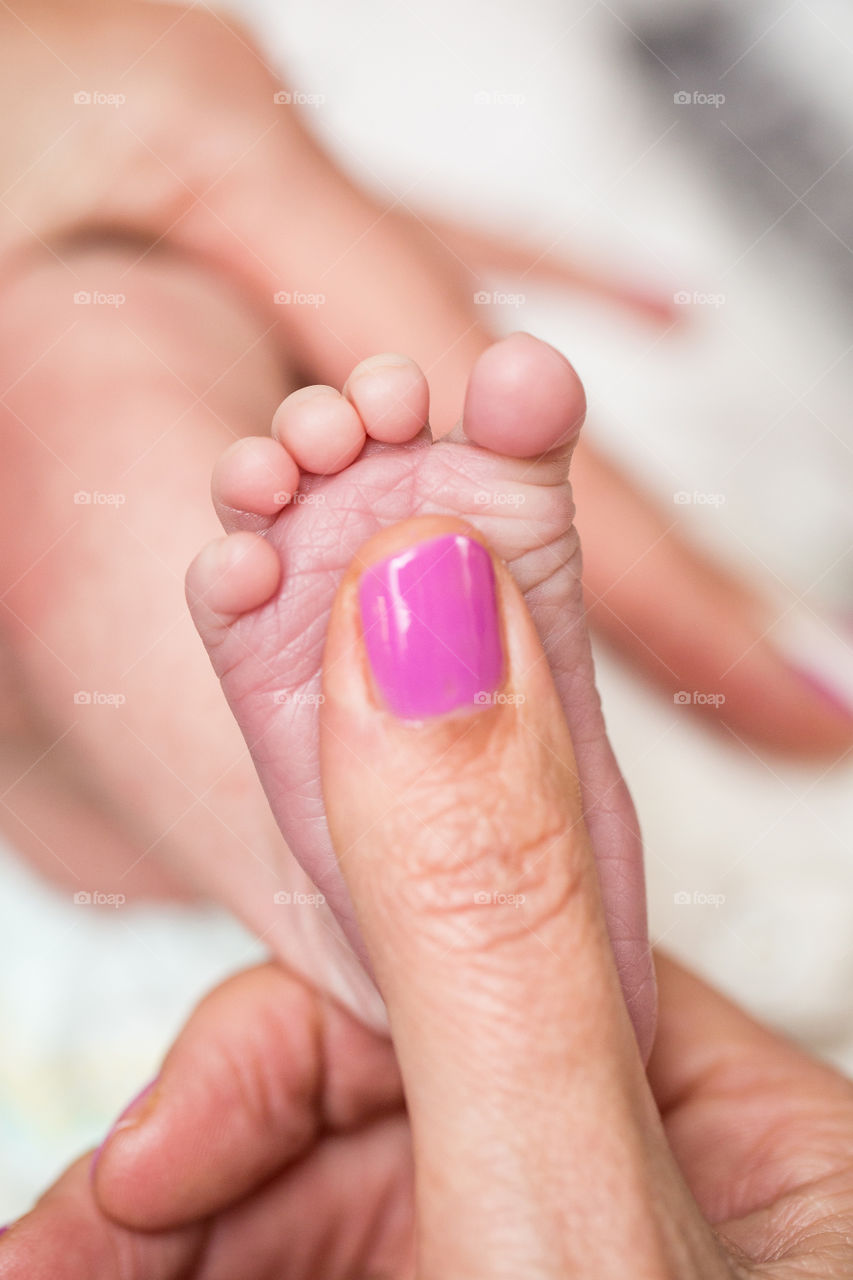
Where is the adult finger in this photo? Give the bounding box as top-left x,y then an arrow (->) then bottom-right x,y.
319,516 -> 726,1279
575,443 -> 853,758
92,963 -> 401,1230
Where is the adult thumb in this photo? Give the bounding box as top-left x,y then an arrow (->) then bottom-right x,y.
319,516 -> 661,1278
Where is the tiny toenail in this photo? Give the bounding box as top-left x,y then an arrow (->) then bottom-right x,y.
288,384 -> 340,403
351,353 -> 414,375
358,534 -> 504,719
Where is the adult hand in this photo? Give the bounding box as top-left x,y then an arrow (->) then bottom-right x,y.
6,518 -> 853,1277
1,0 -> 848,756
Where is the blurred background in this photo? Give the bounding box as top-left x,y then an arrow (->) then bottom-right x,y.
2,0 -> 852,1219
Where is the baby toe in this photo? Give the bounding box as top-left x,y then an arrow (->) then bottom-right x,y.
344,353 -> 429,444
212,437 -> 300,532
186,532 -> 281,637
272,385 -> 366,475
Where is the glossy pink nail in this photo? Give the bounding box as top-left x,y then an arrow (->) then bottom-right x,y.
359,533 -> 503,719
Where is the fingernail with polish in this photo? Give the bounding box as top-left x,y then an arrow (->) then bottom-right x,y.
359,533 -> 503,719
90,1078 -> 158,1181
769,609 -> 853,720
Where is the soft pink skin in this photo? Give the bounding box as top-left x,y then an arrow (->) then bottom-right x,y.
89,1079 -> 158,1182
272,387 -> 366,476
188,333 -> 655,1057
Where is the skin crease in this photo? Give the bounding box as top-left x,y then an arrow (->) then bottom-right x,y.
181,332 -> 657,1049
10,521 -> 853,1276
0,0 -> 848,945
0,6 -> 852,1272
319,518 -> 722,1279
0,0 -> 849,767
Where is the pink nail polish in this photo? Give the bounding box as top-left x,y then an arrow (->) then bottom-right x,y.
359,533 -> 503,719
90,1078 -> 158,1182
792,668 -> 853,721
768,608 -> 853,721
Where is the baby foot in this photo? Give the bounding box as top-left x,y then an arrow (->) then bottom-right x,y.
187,333 -> 654,1051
